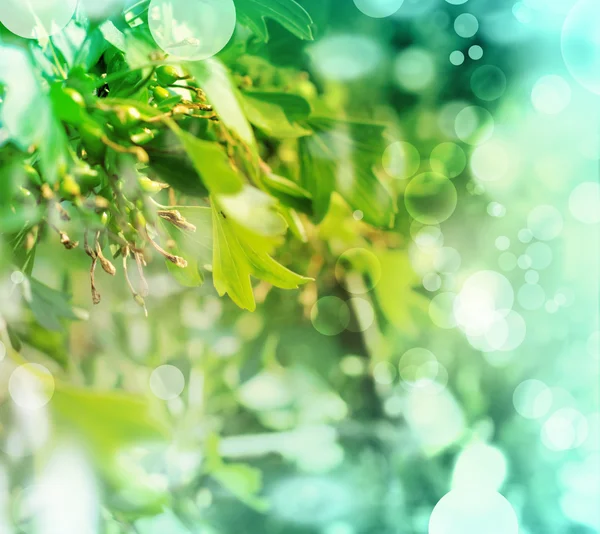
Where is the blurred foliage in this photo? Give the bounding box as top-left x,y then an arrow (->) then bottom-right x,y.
0,1 -> 598,534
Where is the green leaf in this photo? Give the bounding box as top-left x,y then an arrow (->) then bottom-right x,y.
24,278 -> 86,331
158,206 -> 212,287
234,0 -> 314,42
299,117 -> 396,227
0,46 -> 69,184
145,130 -> 209,197
373,249 -> 429,338
242,90 -> 312,138
211,193 -> 311,311
238,230 -> 311,289
218,185 -> 288,238
167,122 -> 245,195
52,386 -> 169,457
186,59 -> 255,146
261,172 -> 313,214
205,434 -> 268,511
211,202 -> 256,311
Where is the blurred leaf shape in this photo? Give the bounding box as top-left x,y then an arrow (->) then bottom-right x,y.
242,90 -> 312,138
234,0 -> 314,42
299,117 -> 396,227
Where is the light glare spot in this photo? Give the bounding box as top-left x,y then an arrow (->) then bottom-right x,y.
468,45 -> 484,60
383,141 -> 421,179
148,0 -> 236,60
0,0 -> 77,39
149,365 -> 185,400
9,364 -> 55,410
513,379 -> 553,419
454,13 -> 479,38
429,489 -> 519,534
394,47 -> 436,92
527,205 -> 564,241
311,297 -> 351,336
353,0 -> 404,18
569,182 -> 600,224
531,75 -> 571,114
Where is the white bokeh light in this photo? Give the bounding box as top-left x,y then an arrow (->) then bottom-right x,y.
471,65 -> 507,101
353,0 -> 404,18
455,106 -> 495,145
149,364 -> 185,400
451,442 -> 508,491
542,408 -> 589,451
561,0 -> 600,95
9,363 -> 55,410
513,379 -> 553,419
569,182 -> 600,224
453,271 -> 514,337
531,75 -> 571,114
309,34 -> 382,81
527,205 -> 564,241
148,0 -> 236,60
429,489 -> 519,534
394,47 -> 436,92
79,0 -> 125,20
383,141 -> 421,179
0,0 -> 77,39
454,13 -> 479,38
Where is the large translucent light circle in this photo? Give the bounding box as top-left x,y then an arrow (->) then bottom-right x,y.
383,141 -> 421,179
309,34 -> 382,82
429,292 -> 457,329
9,364 -> 55,410
0,0 -> 77,39
353,0 -> 404,18
561,0 -> 600,95
470,140 -> 512,182
413,225 -> 444,250
311,297 -> 350,336
450,51 -> 465,66
518,284 -> 545,310
526,242 -> 552,270
531,75 -> 571,114
149,365 -> 185,400
513,379 -> 552,419
373,361 -> 396,385
238,372 -> 292,411
569,182 -> 600,224
466,308 -> 525,353
406,386 -> 465,451
404,172 -> 458,224
79,0 -> 125,20
430,143 -> 466,178
335,248 -> 381,293
392,0 -> 437,19
394,47 -> 436,92
346,298 -> 375,333
453,271 -> 514,337
542,408 -> 588,451
434,247 -> 461,273
451,442 -> 508,491
455,106 -> 494,145
527,205 -> 563,241
148,0 -> 236,61
469,45 -> 484,60
471,65 -> 507,101
454,13 -> 479,38
438,101 -> 470,139
429,489 -> 518,534
398,348 -> 439,389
